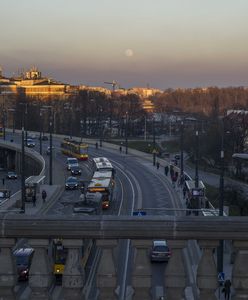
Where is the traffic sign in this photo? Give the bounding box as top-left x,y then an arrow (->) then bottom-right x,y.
133,211 -> 147,216
218,272 -> 225,283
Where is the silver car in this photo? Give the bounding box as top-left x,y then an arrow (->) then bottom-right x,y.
150,240 -> 171,262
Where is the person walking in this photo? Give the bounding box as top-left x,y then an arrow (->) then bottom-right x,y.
32,195 -> 36,207
95,142 -> 98,149
224,279 -> 231,300
156,162 -> 160,169
164,165 -> 169,176
42,189 -> 47,203
119,146 -> 122,153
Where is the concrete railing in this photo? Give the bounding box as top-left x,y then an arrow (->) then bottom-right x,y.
0,215 -> 248,300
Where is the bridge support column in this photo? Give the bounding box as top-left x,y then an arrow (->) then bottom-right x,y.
28,239 -> 53,300
164,240 -> 187,300
232,240 -> 248,299
62,239 -> 85,300
197,240 -> 218,300
96,239 -> 117,300
132,240 -> 152,300
0,238 -> 17,300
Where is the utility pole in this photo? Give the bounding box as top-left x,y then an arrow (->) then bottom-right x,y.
39,109 -> 42,155
153,117 -> 156,166
125,112 -> 128,154
49,113 -> 53,185
218,119 -> 225,273
21,127 -> 26,213
180,121 -> 184,185
195,130 -> 199,188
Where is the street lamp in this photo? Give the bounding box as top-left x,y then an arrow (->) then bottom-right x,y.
39,108 -> 43,155
217,119 -> 226,274
2,108 -> 6,140
152,117 -> 156,166
8,108 -> 15,134
49,113 -> 53,185
21,127 -> 26,213
80,120 -> 83,142
99,107 -> 103,147
125,112 -> 128,154
19,103 -> 28,144
195,130 -> 199,189
180,121 -> 184,185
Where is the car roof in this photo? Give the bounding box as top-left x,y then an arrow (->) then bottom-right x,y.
67,176 -> 77,180
153,240 -> 167,247
13,248 -> 34,256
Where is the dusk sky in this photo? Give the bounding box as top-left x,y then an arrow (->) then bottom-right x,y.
1,0 -> 248,89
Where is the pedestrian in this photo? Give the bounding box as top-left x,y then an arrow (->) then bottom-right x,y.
156,162 -> 160,169
183,186 -> 187,198
164,165 -> 169,176
119,146 -> 122,153
2,178 -> 5,186
95,142 -> 98,149
32,195 -> 36,207
224,279 -> 231,300
42,190 -> 47,203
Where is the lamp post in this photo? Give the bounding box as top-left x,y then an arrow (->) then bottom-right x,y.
180,121 -> 184,185
49,113 -> 53,185
2,108 -> 6,140
19,103 -> 28,144
39,109 -> 43,155
21,127 -> 26,213
80,120 -> 83,142
153,117 -> 156,166
217,120 -> 225,274
8,109 -> 15,134
195,130 -> 199,188
125,112 -> 128,154
99,107 -> 103,147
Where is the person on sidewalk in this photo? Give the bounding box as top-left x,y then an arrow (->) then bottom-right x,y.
156,162 -> 160,169
42,190 -> 47,203
32,195 -> 36,207
224,279 -> 231,300
164,165 -> 169,176
119,146 -> 122,153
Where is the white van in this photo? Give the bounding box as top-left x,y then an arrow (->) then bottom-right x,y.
66,157 -> 79,170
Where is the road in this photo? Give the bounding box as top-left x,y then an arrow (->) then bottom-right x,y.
3,132 -> 182,299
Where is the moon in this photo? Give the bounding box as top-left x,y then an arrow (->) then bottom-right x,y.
125,49 -> 134,57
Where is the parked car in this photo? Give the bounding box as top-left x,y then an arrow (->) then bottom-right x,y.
13,248 -> 34,281
65,176 -> 79,190
26,138 -> 35,148
6,171 -> 18,179
70,165 -> 82,176
150,240 -> 171,262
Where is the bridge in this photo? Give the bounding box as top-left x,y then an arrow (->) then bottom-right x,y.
0,132 -> 247,299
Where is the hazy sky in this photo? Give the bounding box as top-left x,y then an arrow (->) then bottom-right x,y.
1,0 -> 248,89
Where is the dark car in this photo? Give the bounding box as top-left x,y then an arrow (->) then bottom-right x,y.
150,240 -> 171,262
70,165 -> 82,176
39,135 -> 48,141
6,171 -> 18,179
13,248 -> 34,281
174,154 -> 181,160
65,176 -> 79,190
26,138 -> 36,148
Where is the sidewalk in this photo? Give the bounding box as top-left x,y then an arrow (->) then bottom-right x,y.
24,184 -> 63,215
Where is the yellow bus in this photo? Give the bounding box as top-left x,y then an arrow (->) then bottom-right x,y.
61,138 -> 89,160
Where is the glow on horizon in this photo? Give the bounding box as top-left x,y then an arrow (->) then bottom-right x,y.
1,0 -> 248,89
